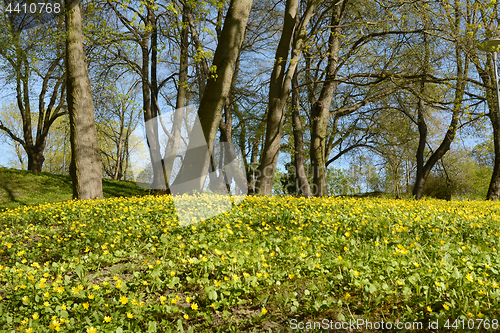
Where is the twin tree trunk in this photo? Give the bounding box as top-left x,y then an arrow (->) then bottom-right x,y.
65,0 -> 103,200
256,0 -> 318,195
170,0 -> 253,193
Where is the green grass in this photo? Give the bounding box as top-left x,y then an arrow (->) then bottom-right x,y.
0,167 -> 148,211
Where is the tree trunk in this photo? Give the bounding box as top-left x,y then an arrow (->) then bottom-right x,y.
412,96 -> 428,199
163,3 -> 190,185
141,4 -> 165,191
0,29 -> 66,173
65,0 -> 103,200
412,8 -> 467,200
309,6 -> 342,196
113,115 -> 124,180
256,0 -> 318,195
170,0 -> 254,194
27,146 -> 46,172
486,53 -> 500,199
412,18 -> 431,200
291,70 -> 312,197
218,56 -> 248,194
487,118 -> 500,199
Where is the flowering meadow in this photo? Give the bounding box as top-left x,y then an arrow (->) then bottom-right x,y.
0,195 -> 500,332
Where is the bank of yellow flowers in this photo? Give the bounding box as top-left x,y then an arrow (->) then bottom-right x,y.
0,194 -> 499,332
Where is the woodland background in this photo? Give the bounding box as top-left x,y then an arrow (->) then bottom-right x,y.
0,0 -> 499,201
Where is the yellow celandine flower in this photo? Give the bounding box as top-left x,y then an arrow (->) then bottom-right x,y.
184,314 -> 189,319
103,316 -> 111,323
186,297 -> 191,303
32,313 -> 39,320
261,308 -> 268,315
127,312 -> 134,319
191,302 -> 198,310
61,305 -> 67,310
443,303 -> 450,310
25,328 -> 33,333
345,293 -> 351,299
120,295 -> 128,305
88,294 -> 94,300
83,302 -> 90,310
87,327 -> 97,333
22,296 -> 28,302
44,301 -> 50,307
49,320 -> 61,330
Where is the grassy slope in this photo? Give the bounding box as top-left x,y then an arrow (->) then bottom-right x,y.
0,167 -> 148,211
1,193 -> 499,332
